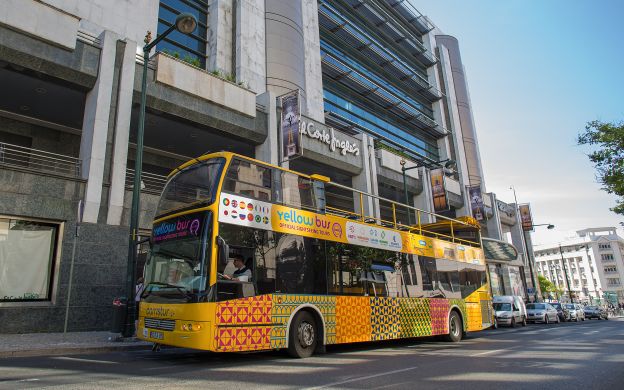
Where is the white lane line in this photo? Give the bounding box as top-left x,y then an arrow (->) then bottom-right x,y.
53,356 -> 119,364
15,379 -> 40,383
304,365 -> 420,389
469,348 -> 507,357
583,330 -> 600,335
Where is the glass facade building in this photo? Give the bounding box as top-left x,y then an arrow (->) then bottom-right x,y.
157,0 -> 208,67
318,0 -> 442,163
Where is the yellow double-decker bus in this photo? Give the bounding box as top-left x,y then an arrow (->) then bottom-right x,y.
137,152 -> 492,358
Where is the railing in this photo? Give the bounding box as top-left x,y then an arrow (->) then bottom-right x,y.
125,168 -> 168,195
324,180 -> 481,247
0,142 -> 81,178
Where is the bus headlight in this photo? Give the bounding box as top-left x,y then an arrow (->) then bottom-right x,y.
181,323 -> 203,332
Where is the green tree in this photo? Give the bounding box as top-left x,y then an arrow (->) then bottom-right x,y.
578,120 -> 624,215
538,274 -> 557,299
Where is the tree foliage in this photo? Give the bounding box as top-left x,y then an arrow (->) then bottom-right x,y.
538,274 -> 563,299
578,120 -> 624,216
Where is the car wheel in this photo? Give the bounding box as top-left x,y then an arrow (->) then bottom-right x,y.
287,311 -> 318,358
511,317 -> 516,328
545,315 -> 549,324
444,311 -> 463,342
581,316 -> 585,321
522,316 -> 527,327
556,315 -> 560,324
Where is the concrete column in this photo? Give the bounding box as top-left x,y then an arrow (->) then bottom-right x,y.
106,39 -> 137,225
352,134 -> 379,219
413,168 -> 434,224
235,0 -> 266,94
255,91 -> 279,166
265,0 -> 306,102
208,0 -> 234,75
79,30 -> 118,223
301,0 -> 324,122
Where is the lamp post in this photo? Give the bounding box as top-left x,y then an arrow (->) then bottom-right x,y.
557,244 -> 573,303
123,13 -> 198,338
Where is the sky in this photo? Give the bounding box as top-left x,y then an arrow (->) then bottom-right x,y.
412,0 -> 624,246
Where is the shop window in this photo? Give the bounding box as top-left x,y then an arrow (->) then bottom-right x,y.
0,217 -> 60,302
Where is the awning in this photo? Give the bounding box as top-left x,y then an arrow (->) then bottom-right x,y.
482,238 -> 518,261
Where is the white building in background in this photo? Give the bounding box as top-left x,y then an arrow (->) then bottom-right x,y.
534,227 -> 624,305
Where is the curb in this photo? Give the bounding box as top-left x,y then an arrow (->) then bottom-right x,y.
0,343 -> 151,359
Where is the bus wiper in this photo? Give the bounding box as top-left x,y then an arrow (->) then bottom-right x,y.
146,282 -> 193,300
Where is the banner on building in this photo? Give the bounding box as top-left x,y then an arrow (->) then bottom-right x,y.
430,168 -> 448,212
279,90 -> 301,161
468,185 -> 485,221
519,203 -> 533,231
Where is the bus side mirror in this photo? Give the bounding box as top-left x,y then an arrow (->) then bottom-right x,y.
217,236 -> 229,265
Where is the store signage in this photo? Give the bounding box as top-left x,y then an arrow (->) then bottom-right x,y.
299,118 -> 360,156
519,203 -> 533,231
468,185 -> 485,221
279,90 -> 302,161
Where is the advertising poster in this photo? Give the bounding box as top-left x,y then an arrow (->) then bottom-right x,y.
468,185 -> 485,221
519,203 -> 533,231
430,168 -> 448,212
280,90 -> 301,161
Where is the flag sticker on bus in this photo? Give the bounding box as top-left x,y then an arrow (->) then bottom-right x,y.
219,194 -> 272,229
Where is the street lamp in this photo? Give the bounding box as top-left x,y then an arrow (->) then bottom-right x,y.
123,13 -> 198,338
399,158 -> 455,225
557,244 -> 573,303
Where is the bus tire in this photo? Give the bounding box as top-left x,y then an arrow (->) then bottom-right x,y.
288,311 -> 317,358
444,311 -> 463,342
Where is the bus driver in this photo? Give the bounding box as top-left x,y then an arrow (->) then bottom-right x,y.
223,254 -> 252,282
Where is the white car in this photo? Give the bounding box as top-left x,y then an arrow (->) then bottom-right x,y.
526,303 -> 559,324
564,303 -> 585,322
493,296 -> 527,327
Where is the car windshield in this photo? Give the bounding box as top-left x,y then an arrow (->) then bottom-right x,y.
527,304 -> 545,310
493,303 -> 512,311
143,212 -> 210,303
551,303 -> 562,309
564,304 -> 575,309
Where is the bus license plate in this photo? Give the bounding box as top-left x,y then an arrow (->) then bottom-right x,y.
149,330 -> 164,340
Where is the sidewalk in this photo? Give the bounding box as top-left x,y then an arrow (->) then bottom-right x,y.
0,331 -> 151,359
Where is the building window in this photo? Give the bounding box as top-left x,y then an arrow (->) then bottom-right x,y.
0,217 -> 61,302
607,278 -> 621,286
598,243 -> 611,250
604,266 -> 618,273
601,253 -> 614,261
157,0 -> 208,68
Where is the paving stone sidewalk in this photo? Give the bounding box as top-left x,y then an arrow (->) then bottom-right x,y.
0,331 -> 151,358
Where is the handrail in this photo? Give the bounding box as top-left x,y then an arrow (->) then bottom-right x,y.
0,142 -> 81,177
126,168 -> 168,194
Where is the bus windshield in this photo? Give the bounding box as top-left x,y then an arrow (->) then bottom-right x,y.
157,158 -> 225,216
143,212 -> 211,302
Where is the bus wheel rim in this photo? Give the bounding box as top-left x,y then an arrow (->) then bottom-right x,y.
450,316 -> 459,336
298,321 -> 315,347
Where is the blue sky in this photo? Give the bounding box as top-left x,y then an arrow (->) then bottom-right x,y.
413,0 -> 624,245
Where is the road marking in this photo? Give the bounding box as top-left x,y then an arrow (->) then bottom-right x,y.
583,330 -> 600,335
469,348 -> 507,357
15,379 -> 40,382
53,356 -> 119,364
304,365 -> 420,389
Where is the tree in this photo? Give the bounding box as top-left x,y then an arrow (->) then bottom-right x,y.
538,274 -> 557,300
577,120 -> 624,216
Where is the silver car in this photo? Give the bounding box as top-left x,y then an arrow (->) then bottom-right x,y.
526,303 -> 560,324
564,303 -> 585,322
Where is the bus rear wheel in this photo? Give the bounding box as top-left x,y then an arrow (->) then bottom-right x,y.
288,311 -> 317,358
444,311 -> 463,342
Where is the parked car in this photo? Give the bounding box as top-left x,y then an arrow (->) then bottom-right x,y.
493,296 -> 527,327
526,303 -> 560,324
550,302 -> 571,322
584,306 -> 608,320
564,303 -> 585,321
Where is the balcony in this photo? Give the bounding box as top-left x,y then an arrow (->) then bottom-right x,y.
0,142 -> 81,178
386,0 -> 435,35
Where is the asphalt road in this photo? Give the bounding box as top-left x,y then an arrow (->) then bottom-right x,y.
1,318 -> 623,390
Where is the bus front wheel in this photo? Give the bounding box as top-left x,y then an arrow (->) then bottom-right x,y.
288,311 -> 317,358
444,311 -> 463,342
